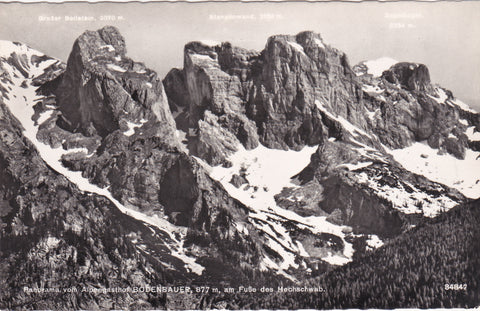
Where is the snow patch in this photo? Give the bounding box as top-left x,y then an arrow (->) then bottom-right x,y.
337,161 -> 373,171
107,63 -> 127,72
36,110 -> 54,125
100,44 -> 115,52
63,147 -> 89,156
367,108 -> 380,121
197,143 -> 355,270
44,236 -> 61,249
206,144 -> 317,211
314,38 -> 325,49
449,98 -> 477,113
315,100 -> 371,138
362,84 -> 384,94
123,119 -> 148,137
322,251 -> 351,266
428,88 -> 448,104
233,222 -> 249,236
363,57 -> 398,77
366,234 -> 384,250
191,54 -> 215,62
287,41 -> 306,55
466,126 -> 480,142
198,40 -> 220,47
296,241 -> 309,257
459,119 -> 469,126
356,171 -> 458,217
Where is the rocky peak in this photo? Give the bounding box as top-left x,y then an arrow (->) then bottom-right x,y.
184,41 -> 218,56
296,30 -> 325,45
69,25 -> 126,69
262,31 -> 351,79
53,26 -> 176,139
164,31 -> 365,165
97,26 -> 127,54
266,31 -> 325,49
382,62 -> 432,92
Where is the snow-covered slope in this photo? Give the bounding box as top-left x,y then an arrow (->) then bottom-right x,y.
196,144 -> 356,274
388,142 -> 480,199
365,57 -> 398,77
355,57 -> 398,77
354,55 -> 480,201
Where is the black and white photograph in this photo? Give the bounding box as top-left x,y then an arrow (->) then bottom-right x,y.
0,0 -> 479,309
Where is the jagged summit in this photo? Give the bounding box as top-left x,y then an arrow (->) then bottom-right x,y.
165,30 -> 358,166
53,26 -> 176,139
69,26 -> 127,67
382,62 -> 432,92
354,56 -> 434,93
182,30 -> 331,74
267,31 -> 327,49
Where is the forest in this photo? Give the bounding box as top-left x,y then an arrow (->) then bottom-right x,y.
199,199 -> 480,309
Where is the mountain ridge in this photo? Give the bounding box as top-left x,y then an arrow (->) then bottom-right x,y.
0,26 -> 479,309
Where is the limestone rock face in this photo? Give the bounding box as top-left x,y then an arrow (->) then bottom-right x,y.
294,141 -> 464,236
247,32 -> 361,150
30,28 -> 267,266
361,71 -> 475,159
164,32 -> 370,165
164,41 -> 261,165
54,26 -> 176,138
166,31 -> 479,166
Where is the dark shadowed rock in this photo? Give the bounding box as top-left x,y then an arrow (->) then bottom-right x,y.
230,173 -> 248,188
382,62 -> 432,92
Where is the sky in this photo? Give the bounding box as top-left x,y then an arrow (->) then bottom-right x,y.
0,1 -> 479,110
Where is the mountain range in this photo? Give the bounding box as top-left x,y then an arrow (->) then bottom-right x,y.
0,26 -> 479,310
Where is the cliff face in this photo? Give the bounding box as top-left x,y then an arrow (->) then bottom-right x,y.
53,26 -> 176,140
293,141 -> 464,237
246,32 -> 360,150
34,27 -> 243,229
164,32 -> 365,165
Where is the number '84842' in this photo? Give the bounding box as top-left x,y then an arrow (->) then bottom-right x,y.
445,283 -> 467,290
